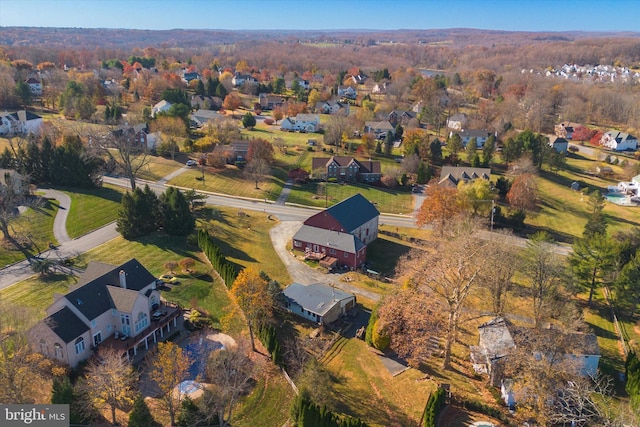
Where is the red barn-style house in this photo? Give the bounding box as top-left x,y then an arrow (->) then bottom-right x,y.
292,194 -> 380,270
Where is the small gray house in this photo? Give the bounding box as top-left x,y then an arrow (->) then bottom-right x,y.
282,283 -> 356,325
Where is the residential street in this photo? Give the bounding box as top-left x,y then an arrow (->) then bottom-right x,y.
0,174 -> 418,294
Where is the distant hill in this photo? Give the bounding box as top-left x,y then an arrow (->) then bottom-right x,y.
1,27 -> 638,49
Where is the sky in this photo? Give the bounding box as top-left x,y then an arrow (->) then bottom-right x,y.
1,0 -> 640,33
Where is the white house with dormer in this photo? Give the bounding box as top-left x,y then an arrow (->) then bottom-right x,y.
151,100 -> 172,118
280,114 -> 320,132
601,130 -> 638,151
0,111 -> 43,135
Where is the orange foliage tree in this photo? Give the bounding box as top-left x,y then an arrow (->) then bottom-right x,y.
416,181 -> 464,234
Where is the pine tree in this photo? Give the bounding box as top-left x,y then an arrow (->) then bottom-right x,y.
128,394 -> 155,427
160,187 -> 195,236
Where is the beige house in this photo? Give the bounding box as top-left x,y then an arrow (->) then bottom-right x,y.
28,259 -> 181,367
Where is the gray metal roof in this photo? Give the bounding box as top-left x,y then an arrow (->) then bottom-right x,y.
293,225 -> 366,253
283,283 -> 355,316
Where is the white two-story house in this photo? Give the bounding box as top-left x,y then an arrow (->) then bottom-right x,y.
28,259 -> 181,367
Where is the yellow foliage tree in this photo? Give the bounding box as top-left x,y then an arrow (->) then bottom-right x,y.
150,341 -> 191,426
230,268 -> 273,352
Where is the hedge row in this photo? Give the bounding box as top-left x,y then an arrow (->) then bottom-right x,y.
423,387 -> 446,427
257,323 -> 283,366
291,394 -> 367,427
197,229 -> 237,287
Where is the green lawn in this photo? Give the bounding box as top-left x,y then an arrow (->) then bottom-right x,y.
137,155 -> 185,182
63,184 -> 125,238
0,198 -> 58,267
287,181 -> 414,214
169,166 -> 283,201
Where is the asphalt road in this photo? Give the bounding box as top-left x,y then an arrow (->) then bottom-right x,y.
0,174 -> 418,292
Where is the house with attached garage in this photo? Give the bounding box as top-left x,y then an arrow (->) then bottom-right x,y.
364,120 -> 395,139
259,93 -> 286,110
282,283 -> 356,325
438,166 -> 491,187
0,110 -> 43,135
292,194 -> 379,270
28,259 -> 181,367
449,129 -> 492,148
549,136 -> 569,153
312,156 -> 381,183
315,100 -> 350,116
337,86 -> 357,100
600,130 -> 638,151
232,72 -> 258,87
151,100 -> 172,117
280,114 -> 320,132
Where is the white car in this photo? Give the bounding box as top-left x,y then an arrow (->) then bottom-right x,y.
186,160 -> 197,167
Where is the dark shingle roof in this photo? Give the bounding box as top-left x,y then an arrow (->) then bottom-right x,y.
65,259 -> 155,321
323,194 -> 379,232
44,307 -> 90,344
293,225 -> 366,253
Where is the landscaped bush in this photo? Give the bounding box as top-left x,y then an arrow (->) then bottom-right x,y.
257,323 -> 282,366
422,387 -> 446,427
290,393 -> 368,427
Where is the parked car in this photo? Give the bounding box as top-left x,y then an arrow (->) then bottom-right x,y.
186,159 -> 197,167
158,274 -> 180,285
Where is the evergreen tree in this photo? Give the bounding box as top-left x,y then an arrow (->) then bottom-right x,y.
215,83 -> 227,98
465,137 -> 477,163
206,77 -> 219,96
128,394 -> 155,427
242,112 -> 257,129
40,136 -> 55,183
160,187 -> 195,236
483,134 -> 496,165
430,139 -> 443,164
116,186 -> 159,239
583,190 -> 607,239
196,79 -> 205,96
384,131 -> 394,156
51,377 -> 85,425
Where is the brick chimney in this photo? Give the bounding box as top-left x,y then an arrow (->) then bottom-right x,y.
119,270 -> 127,289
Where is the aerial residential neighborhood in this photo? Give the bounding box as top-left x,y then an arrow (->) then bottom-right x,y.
1,4 -> 640,426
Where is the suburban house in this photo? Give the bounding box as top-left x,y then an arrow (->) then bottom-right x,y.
364,120 -> 395,138
231,72 -> 258,87
470,317 -> 601,405
388,110 -> 417,127
438,166 -> 491,187
449,129 -> 492,148
191,95 -> 222,110
292,194 -> 379,270
25,77 -> 43,96
601,130 -> 638,151
312,156 -> 381,182
282,283 -> 356,325
315,100 -> 350,116
110,123 -> 158,150
446,113 -> 467,130
555,122 -> 580,139
0,110 -> 43,135
181,71 -> 201,85
289,77 -> 310,90
280,114 -> 320,133
151,100 -> 172,117
212,141 -> 250,163
191,109 -> 223,128
337,86 -> 357,100
28,259 -> 181,368
258,93 -> 286,110
372,81 -> 390,94
549,136 -> 569,153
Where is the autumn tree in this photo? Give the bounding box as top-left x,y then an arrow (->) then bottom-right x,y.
478,230 -> 521,315
201,342 -> 255,427
457,178 -> 494,217
506,173 -> 539,213
150,115 -> 187,160
0,302 -> 57,404
223,92 -> 242,117
376,286 -> 444,366
416,180 -> 464,235
402,217 -> 488,369
272,106 -> 284,124
202,117 -> 242,146
0,170 -> 37,252
323,114 -> 349,148
149,341 -> 191,427
78,349 -> 137,426
230,268 -> 273,351
100,128 -> 150,190
522,231 -> 566,327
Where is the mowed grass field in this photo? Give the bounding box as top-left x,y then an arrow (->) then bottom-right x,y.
63,183 -> 125,238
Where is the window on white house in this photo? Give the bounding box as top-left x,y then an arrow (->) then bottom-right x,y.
135,312 -> 149,333
75,337 -> 85,354
39,340 -> 49,355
